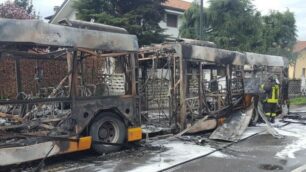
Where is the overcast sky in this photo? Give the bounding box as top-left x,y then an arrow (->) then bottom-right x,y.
1,0 -> 305,40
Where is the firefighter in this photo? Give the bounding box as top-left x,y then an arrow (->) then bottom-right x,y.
260,76 -> 280,123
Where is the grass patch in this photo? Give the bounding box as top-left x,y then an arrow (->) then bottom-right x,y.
290,96 -> 306,105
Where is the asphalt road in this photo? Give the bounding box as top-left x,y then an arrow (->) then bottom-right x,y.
168,134 -> 306,172
169,107 -> 306,172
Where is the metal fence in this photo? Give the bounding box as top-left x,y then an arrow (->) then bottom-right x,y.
289,79 -> 301,98
301,77 -> 306,96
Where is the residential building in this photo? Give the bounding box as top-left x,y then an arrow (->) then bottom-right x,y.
47,0 -> 191,39
289,41 -> 306,79
160,0 -> 191,39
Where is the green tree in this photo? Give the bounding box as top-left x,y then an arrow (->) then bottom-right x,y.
180,0 -> 297,57
180,2 -> 210,40
181,0 -> 264,52
14,0 -> 33,14
74,0 -> 166,46
208,0 -> 264,52
262,10 -> 297,58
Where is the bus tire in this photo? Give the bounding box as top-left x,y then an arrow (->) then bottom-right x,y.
90,112 -> 126,154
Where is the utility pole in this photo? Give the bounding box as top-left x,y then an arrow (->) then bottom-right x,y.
199,0 -> 204,40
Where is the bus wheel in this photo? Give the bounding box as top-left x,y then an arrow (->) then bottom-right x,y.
90,112 -> 126,154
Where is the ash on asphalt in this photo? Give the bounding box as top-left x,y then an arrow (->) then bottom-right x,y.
169,124 -> 306,172
37,142 -> 168,172
1,142 -> 166,172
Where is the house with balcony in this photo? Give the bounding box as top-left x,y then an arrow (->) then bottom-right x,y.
160,0 -> 191,39
47,0 -> 191,39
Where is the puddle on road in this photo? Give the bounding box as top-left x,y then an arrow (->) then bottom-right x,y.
258,164 -> 284,171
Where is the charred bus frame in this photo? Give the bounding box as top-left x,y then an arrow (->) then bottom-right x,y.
139,43 -> 247,132
0,19 -> 141,166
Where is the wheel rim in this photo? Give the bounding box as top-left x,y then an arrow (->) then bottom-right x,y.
98,121 -> 120,143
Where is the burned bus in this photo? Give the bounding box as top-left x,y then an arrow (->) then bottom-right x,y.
139,42 -> 253,141
0,19 -> 141,166
0,19 -> 290,167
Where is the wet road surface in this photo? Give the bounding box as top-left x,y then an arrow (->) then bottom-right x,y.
169,133 -> 306,172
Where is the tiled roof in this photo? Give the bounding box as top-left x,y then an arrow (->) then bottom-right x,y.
162,0 -> 191,11
293,41 -> 306,53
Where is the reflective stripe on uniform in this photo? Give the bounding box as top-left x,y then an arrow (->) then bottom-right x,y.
265,112 -> 276,117
260,84 -> 264,91
267,85 -> 279,104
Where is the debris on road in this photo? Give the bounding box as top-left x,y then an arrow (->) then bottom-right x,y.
275,123 -> 306,159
